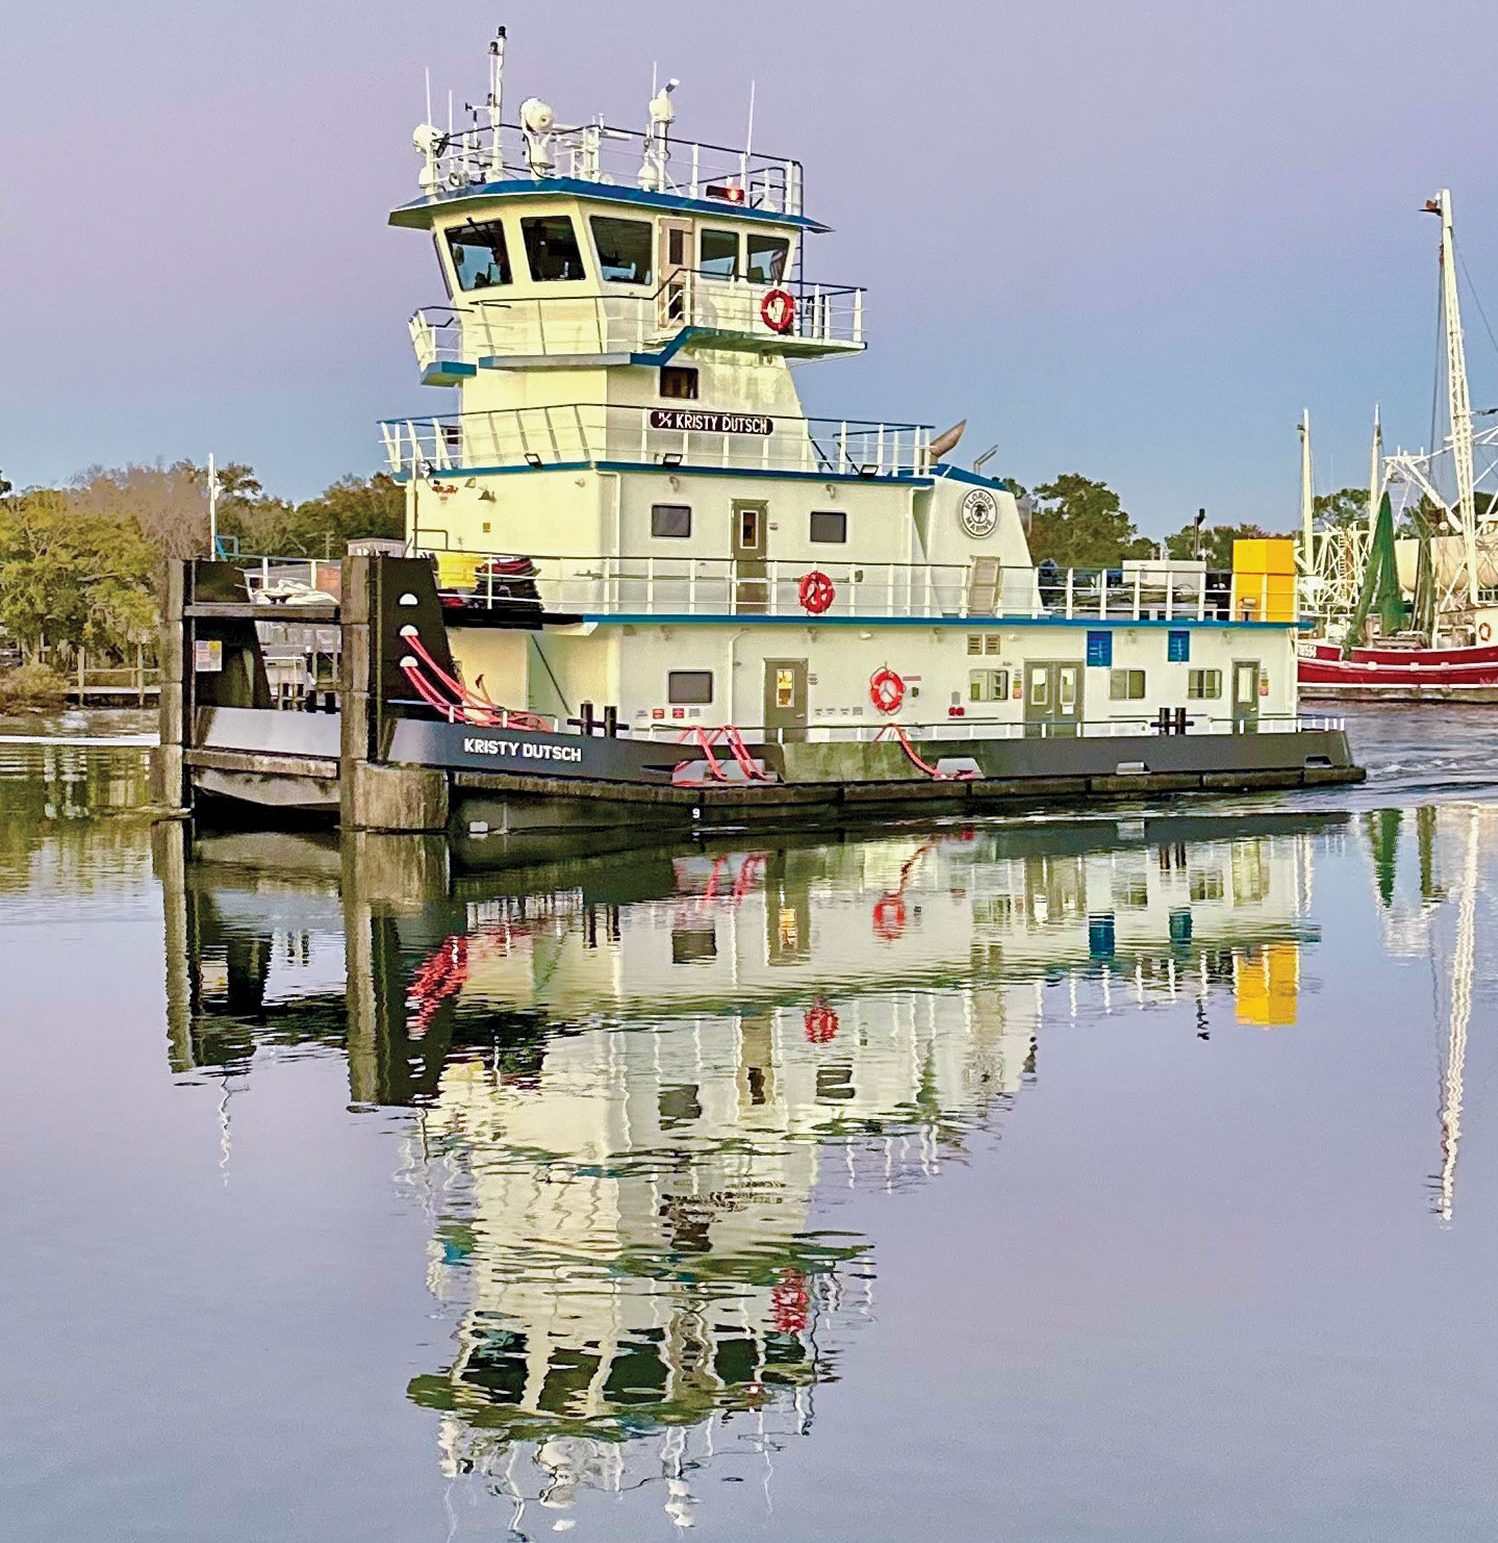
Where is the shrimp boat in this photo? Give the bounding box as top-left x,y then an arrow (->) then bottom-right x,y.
156,28 -> 1359,838
1299,191 -> 1498,701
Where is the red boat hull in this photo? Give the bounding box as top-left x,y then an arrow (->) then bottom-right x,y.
1298,639 -> 1498,700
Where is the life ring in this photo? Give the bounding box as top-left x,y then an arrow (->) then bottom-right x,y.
872,893 -> 906,941
760,288 -> 796,334
869,667 -> 905,715
1480,621 -> 1492,643
804,1000 -> 839,1043
798,569 -> 835,614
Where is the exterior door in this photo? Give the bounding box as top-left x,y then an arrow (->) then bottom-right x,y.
733,500 -> 769,613
658,219 -> 693,327
1232,660 -> 1260,732
763,659 -> 808,743
1023,661 -> 1083,739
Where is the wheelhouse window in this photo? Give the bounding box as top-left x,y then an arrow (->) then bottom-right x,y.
668,669 -> 714,704
651,504 -> 692,538
660,365 -> 699,400
521,215 -> 586,281
746,232 -> 790,284
591,217 -> 653,284
700,228 -> 739,279
446,219 -> 512,290
809,510 -> 846,543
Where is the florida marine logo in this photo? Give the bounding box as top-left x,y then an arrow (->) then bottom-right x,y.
960,487 -> 999,539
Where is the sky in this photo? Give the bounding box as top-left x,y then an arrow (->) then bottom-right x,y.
5,0 -> 1498,537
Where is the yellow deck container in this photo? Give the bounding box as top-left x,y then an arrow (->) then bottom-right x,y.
1231,537 -> 1297,622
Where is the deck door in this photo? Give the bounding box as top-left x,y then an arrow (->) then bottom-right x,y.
658,219 -> 694,327
763,659 -> 809,743
733,500 -> 769,613
1232,660 -> 1260,733
1023,661 -> 1083,739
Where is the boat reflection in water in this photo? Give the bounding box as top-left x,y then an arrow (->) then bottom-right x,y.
156,812 -> 1340,1526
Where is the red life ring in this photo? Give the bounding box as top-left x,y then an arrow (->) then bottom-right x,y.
804,999 -> 839,1043
760,288 -> 796,334
872,894 -> 906,941
798,569 -> 835,614
869,667 -> 905,714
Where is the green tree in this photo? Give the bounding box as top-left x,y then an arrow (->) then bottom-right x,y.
0,490 -> 157,661
1164,519 -> 1279,570
1313,487 -> 1371,530
1027,473 -> 1152,566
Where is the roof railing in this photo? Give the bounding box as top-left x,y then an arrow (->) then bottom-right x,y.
419,119 -> 804,218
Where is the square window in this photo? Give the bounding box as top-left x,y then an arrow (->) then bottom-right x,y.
651,503 -> 692,538
809,510 -> 846,543
445,219 -> 511,290
1086,630 -> 1113,667
660,366 -> 699,400
520,215 -> 586,282
1168,629 -> 1190,663
1110,669 -> 1146,700
1188,668 -> 1222,700
590,216 -> 653,285
746,233 -> 791,284
700,228 -> 739,278
969,669 -> 1009,702
668,670 -> 713,705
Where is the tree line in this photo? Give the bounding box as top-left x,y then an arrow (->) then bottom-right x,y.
0,462 -> 403,667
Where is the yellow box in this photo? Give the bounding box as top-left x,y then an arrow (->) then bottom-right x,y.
1236,942 -> 1299,1028
1232,538 -> 1296,576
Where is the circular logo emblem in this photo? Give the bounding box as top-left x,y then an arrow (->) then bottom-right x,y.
960,487 -> 999,539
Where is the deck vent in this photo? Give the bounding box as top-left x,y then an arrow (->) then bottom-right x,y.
1114,760 -> 1148,776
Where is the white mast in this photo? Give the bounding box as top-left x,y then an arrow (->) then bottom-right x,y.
1298,409 -> 1315,576
487,27 -> 507,180
1367,404 -> 1382,535
1429,189 -> 1480,608
207,451 -> 219,558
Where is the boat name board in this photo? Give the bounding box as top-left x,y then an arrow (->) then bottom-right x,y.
648,408 -> 774,435
462,735 -> 583,764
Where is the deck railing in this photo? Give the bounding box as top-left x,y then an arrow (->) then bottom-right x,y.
385,405 -> 931,480
410,272 -> 864,369
419,119 -> 803,217
430,551 -> 1294,623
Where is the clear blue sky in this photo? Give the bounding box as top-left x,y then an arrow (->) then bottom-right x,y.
5,0 -> 1498,536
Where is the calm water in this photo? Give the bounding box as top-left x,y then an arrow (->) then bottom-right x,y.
5,706 -> 1498,1540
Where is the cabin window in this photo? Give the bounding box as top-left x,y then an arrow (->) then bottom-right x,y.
591,216 -> 653,284
1188,668 -> 1222,699
809,510 -> 846,543
660,365 -> 699,400
446,219 -> 512,290
700,228 -> 739,279
969,669 -> 1009,702
746,232 -> 791,284
520,215 -> 586,281
651,503 -> 692,538
1167,629 -> 1191,662
966,633 -> 1002,656
1110,669 -> 1146,700
668,669 -> 714,704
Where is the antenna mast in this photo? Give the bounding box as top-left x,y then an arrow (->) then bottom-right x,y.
1429,189 -> 1480,608
1366,404 -> 1382,535
1298,409 -> 1314,577
207,451 -> 219,558
488,27 -> 507,179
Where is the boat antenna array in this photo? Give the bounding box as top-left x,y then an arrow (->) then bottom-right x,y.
412,27 -> 687,197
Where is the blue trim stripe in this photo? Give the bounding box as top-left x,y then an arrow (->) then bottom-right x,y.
391,177 -> 827,232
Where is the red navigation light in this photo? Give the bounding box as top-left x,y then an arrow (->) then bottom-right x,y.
706,182 -> 746,204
